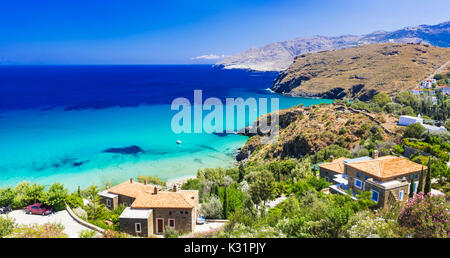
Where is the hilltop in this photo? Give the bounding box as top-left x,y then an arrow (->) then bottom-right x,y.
271,43 -> 450,100
215,21 -> 450,71
236,103 -> 402,163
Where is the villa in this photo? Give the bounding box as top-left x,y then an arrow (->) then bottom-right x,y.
99,178 -> 199,236
319,151 -> 426,208
409,89 -> 423,95
420,79 -> 437,88
437,85 -> 450,94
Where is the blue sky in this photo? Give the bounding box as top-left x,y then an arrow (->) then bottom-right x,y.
0,0 -> 449,64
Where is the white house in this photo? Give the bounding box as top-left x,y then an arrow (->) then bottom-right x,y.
398,114 -> 447,132
398,115 -> 423,126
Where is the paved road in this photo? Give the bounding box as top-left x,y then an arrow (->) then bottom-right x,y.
1,209 -> 92,238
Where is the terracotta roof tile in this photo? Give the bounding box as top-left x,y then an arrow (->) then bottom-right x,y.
107,181 -> 198,209
318,157 -> 349,174
107,181 -> 159,198
345,156 -> 425,180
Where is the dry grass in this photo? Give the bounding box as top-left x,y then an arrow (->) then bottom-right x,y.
273,43 -> 450,99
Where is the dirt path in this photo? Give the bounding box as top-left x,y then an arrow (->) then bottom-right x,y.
429,60 -> 450,79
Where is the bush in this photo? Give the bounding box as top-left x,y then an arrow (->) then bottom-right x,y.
403,123 -> 426,139
0,216 -> 16,237
102,229 -> 131,238
79,229 -> 97,238
136,175 -> 167,186
7,223 -> 67,238
201,196 -> 223,219
163,227 -> 180,238
434,74 -> 443,80
346,211 -> 399,238
398,192 -> 449,238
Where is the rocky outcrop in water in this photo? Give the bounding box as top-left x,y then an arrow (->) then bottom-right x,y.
102,145 -> 144,155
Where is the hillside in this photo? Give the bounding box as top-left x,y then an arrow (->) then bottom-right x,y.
215,21 -> 450,71
270,43 -> 450,100
236,103 -> 402,163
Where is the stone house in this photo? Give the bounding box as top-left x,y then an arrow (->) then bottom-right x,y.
99,178 -> 198,236
319,151 -> 426,208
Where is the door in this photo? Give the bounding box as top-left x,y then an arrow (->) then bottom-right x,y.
157,218 -> 164,234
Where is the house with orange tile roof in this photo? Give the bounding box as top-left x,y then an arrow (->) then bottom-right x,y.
98,178 -> 199,236
320,151 -> 426,208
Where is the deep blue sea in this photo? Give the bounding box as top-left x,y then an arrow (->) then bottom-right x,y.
0,65 -> 332,190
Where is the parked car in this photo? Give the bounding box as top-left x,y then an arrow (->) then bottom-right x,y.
196,214 -> 206,225
0,204 -> 12,214
26,203 -> 53,215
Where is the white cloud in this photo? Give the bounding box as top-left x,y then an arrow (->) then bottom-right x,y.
191,54 -> 225,60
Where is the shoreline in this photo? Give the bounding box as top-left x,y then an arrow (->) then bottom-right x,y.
166,175 -> 197,187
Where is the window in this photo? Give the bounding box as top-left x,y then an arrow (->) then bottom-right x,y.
399,190 -> 404,201
123,202 -> 127,206
365,175 -> 369,180
414,173 -> 418,179
371,190 -> 379,203
168,219 -> 175,228
325,177 -> 329,182
357,172 -> 361,178
354,179 -> 362,189
169,211 -> 172,215
135,223 -> 141,233
106,199 -> 111,208
180,211 -> 183,214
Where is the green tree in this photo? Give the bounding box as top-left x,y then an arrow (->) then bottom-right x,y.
433,74 -> 443,80
41,183 -> 68,211
409,175 -> 415,198
372,92 -> 391,107
249,170 -> 276,205
223,187 -> 228,218
238,163 -> 245,183
424,159 -> 432,195
403,123 -> 425,139
417,168 -> 424,193
0,187 -> 15,206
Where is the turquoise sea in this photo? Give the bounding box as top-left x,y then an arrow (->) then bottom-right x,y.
0,65 -> 332,190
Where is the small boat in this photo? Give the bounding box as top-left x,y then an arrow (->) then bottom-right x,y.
176,140 -> 182,144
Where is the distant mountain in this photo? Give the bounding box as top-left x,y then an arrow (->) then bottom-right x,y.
215,21 -> 450,71
271,43 -> 450,100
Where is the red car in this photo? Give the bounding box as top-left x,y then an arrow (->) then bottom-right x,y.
26,203 -> 53,215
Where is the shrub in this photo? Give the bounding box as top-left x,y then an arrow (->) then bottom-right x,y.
398,192 -> 449,238
7,223 -> 67,238
434,74 -> 443,80
163,227 -> 180,238
346,211 -> 399,238
403,123 -> 426,139
79,229 -> 97,238
201,196 -> 223,219
102,229 -> 131,238
0,216 -> 16,237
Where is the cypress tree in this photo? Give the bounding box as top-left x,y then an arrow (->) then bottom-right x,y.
238,163 -> 245,183
409,175 -> 415,198
424,159 -> 432,195
223,188 -> 228,218
417,167 -> 424,193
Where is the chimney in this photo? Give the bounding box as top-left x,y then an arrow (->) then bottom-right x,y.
372,150 -> 379,159
144,179 -> 147,185
130,177 -> 133,183
173,184 -> 178,192
330,155 -> 334,162
154,187 -> 158,195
